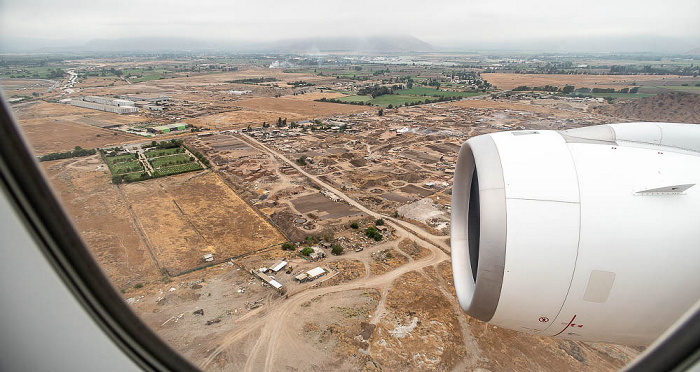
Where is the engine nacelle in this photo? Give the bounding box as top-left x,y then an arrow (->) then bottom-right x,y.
451,122 -> 700,345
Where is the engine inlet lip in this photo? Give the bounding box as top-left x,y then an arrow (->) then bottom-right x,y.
451,134 -> 507,322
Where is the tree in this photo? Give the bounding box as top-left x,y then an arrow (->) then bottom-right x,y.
296,155 -> 307,166
376,218 -> 385,226
331,244 -> 344,255
281,242 -> 295,251
561,85 -> 575,94
378,109 -> 383,116
301,247 -> 314,256
350,222 -> 359,229
365,226 -> 383,241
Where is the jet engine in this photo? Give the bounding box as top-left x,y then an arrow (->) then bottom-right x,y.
451,122 -> 700,345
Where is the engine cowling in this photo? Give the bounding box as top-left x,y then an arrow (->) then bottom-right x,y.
451,122 -> 700,345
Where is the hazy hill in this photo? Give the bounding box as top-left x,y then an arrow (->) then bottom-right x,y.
267,35 -> 435,53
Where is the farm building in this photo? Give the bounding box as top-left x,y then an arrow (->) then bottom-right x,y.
269,260 -> 288,273
306,267 -> 326,281
253,271 -> 284,292
148,123 -> 188,134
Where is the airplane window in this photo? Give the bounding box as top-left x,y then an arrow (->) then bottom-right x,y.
1,1 -> 699,370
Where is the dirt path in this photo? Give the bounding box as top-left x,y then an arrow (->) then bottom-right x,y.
237,134 -> 451,253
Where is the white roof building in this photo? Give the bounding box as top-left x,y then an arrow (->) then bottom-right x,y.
270,261 -> 288,273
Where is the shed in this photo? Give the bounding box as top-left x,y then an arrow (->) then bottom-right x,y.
270,261 -> 288,273
306,267 -> 326,280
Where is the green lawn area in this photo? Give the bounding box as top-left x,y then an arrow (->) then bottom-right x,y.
592,93 -> 657,99
153,163 -> 203,177
370,94 -> 434,107
109,160 -> 143,175
337,95 -> 372,103
131,74 -> 165,83
145,147 -> 184,158
123,172 -> 149,182
105,153 -> 137,165
149,154 -> 193,168
397,87 -> 483,98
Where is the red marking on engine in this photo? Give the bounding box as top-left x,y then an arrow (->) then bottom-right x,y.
553,315 -> 577,337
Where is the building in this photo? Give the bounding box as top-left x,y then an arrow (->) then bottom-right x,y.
202,253 -> 214,262
306,267 -> 326,281
253,271 -> 284,292
68,100 -> 138,114
269,260 -> 288,273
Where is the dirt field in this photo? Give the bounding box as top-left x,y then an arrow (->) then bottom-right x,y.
291,192 -> 364,220
234,96 -> 371,118
11,101 -> 143,154
484,73 -> 681,90
122,171 -> 286,275
1,78 -> 55,97
41,156 -> 160,289
282,92 -> 348,101
592,92 -> 700,123
188,110 -> 306,130
20,117 -> 141,155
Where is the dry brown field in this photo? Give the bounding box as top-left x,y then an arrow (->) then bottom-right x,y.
41,156 -> 160,289
20,117 -> 140,155
188,110 -> 306,130
234,96 -> 370,117
122,171 -> 286,275
281,92 -> 348,101
1,78 -> 54,97
484,73 -> 680,90
445,98 -> 592,118
42,158 -> 286,286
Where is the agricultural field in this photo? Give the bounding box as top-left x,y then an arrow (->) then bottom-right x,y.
153,162 -> 203,177
145,147 -> 184,158
149,153 -> 192,168
397,86 -> 484,97
108,160 -> 143,175
591,93 -> 657,99
483,73 -> 683,90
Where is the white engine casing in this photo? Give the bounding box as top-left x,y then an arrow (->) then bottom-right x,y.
451,122 -> 700,345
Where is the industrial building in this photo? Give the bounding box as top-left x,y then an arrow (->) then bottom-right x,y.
147,123 -> 188,134
68,100 -> 139,114
83,96 -> 135,107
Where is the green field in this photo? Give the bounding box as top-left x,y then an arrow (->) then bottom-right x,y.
149,154 -> 192,168
109,160 -> 143,175
123,172 -> 150,182
130,74 -> 166,83
105,153 -> 137,165
371,94 -> 443,107
397,87 -> 483,98
145,147 -> 184,158
337,95 -> 372,103
643,85 -> 700,93
153,163 -> 203,177
591,93 -> 657,99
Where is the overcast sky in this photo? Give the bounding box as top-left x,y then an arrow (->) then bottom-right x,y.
1,0 -> 699,47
